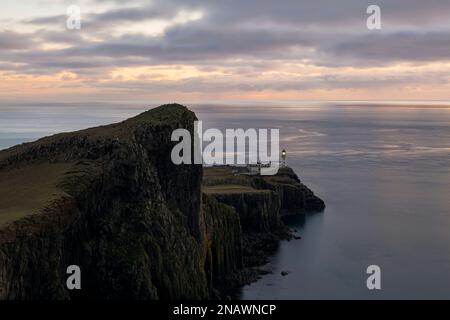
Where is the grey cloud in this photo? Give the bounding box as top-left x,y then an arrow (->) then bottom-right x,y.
155,0 -> 450,27
326,30 -> 450,64
25,15 -> 66,26
2,0 -> 450,93
0,31 -> 36,50
34,29 -> 85,43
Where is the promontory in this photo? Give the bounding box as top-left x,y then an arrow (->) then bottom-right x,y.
0,104 -> 324,299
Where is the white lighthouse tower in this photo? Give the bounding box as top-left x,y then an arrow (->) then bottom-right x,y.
281,149 -> 287,167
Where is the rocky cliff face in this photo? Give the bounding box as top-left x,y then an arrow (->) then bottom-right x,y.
0,104 -> 209,299
0,104 -> 324,299
203,166 -> 325,286
211,191 -> 281,234
207,167 -> 325,234
202,195 -> 243,295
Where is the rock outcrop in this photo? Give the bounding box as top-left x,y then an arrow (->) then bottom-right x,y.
203,166 -> 325,290
0,104 -> 324,299
202,195 -> 243,295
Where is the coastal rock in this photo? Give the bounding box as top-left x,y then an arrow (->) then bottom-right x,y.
0,104 -> 325,299
202,194 -> 243,293
211,191 -> 281,234
0,104 -> 208,299
202,165 -> 324,282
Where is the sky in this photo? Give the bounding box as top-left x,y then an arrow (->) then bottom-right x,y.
1,0 -> 450,103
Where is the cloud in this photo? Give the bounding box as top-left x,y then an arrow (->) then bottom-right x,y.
24,14 -> 67,26
324,30 -> 450,65
1,0 -> 450,99
0,31 -> 36,50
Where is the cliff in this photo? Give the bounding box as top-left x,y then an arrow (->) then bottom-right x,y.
203,166 -> 324,286
0,104 -> 324,299
203,166 -> 325,234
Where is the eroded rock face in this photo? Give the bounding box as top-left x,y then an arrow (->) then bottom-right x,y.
211,191 -> 281,234
0,104 -> 325,300
259,167 -> 326,215
203,166 -> 325,286
205,166 -> 325,235
202,195 -> 243,295
0,104 -> 208,299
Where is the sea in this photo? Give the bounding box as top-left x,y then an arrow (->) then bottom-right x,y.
1,101 -> 449,299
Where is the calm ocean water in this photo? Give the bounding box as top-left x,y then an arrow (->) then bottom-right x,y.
1,102 -> 450,299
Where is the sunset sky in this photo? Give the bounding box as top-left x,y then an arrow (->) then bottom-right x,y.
1,0 -> 450,102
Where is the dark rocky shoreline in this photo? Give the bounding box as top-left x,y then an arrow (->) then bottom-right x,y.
0,104 -> 324,299
203,165 -> 325,297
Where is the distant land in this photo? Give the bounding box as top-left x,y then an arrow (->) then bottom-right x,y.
0,104 -> 324,299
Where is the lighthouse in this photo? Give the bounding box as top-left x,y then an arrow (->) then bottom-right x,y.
281,149 -> 287,167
